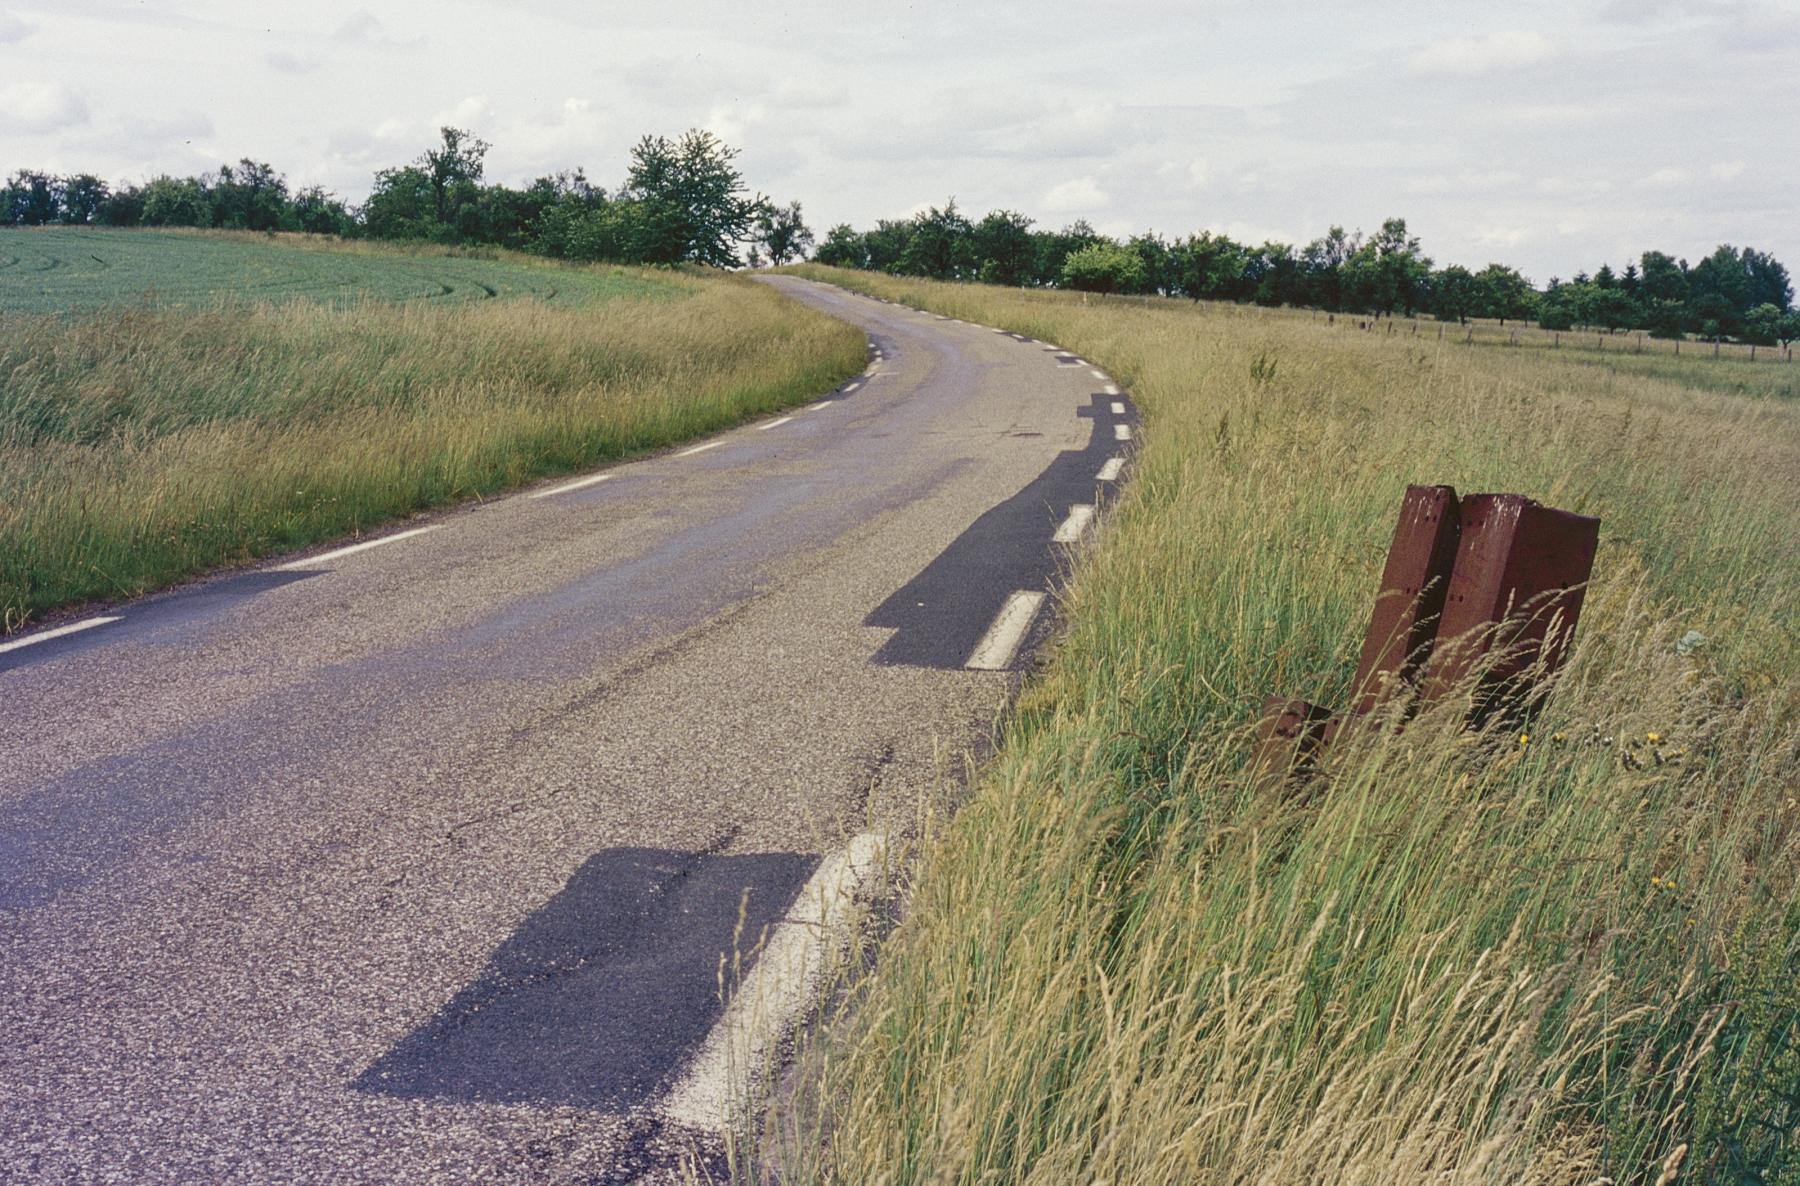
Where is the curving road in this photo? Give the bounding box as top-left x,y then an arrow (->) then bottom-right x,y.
0,278 -> 1134,1184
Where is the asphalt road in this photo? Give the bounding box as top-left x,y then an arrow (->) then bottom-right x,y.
0,277 -> 1134,1184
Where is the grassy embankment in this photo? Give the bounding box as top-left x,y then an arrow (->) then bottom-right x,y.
0,231 -> 865,630
768,265 -> 1799,1184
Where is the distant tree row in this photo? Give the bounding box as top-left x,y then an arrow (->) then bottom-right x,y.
0,127 -> 808,269
814,202 -> 1797,345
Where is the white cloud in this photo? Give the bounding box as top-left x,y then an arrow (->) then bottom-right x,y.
334,11 -> 426,50
1041,176 -> 1109,213
431,95 -> 494,130
705,102 -> 768,145
1188,157 -> 1211,188
1407,31 -> 1556,75
0,10 -> 29,43
0,82 -> 90,134
1638,165 -> 1693,188
1709,160 -> 1746,182
266,50 -> 318,74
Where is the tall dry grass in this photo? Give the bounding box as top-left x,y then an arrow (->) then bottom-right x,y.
0,270 -> 865,629
762,267 -> 1799,1185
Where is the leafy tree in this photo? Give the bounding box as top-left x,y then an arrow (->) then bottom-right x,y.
1742,303 -> 1785,346
756,200 -> 813,265
97,184 -> 145,227
1298,225 -> 1355,310
1033,221 -> 1101,287
1342,217 -> 1431,316
1474,264 -> 1535,324
971,209 -> 1034,286
1775,311 -> 1800,348
900,200 -> 974,279
58,174 -> 109,224
624,129 -> 766,267
1431,265 -> 1480,324
1060,241 -> 1144,295
291,186 -> 353,236
1248,242 -> 1300,307
2,170 -> 61,225
1639,251 -> 1689,306
1174,231 -> 1248,302
814,223 -> 866,269
422,127 -> 489,225
360,166 -> 441,241
1743,247 -> 1793,311
864,219 -> 914,274
209,159 -> 289,231
139,175 -> 211,227
1127,232 -> 1174,296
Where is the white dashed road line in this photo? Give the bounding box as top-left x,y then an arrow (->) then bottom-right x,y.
1111,401 -> 1127,414
0,615 -> 123,656
757,416 -> 794,431
844,380 -> 862,392
1097,458 -> 1125,482
1052,504 -> 1096,544
1103,384 -> 1120,396
676,441 -> 723,458
528,472 -> 614,499
662,832 -> 892,1133
805,401 -> 830,411
277,526 -> 440,571
1091,369 -> 1107,380
966,590 -> 1047,671
1114,424 -> 1133,442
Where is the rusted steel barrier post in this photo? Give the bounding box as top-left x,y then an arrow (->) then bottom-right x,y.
1346,485 -> 1461,716
1255,485 -> 1600,778
1416,495 -> 1600,725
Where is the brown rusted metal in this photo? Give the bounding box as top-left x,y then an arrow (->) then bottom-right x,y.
1417,494 -> 1600,724
1347,485 -> 1462,716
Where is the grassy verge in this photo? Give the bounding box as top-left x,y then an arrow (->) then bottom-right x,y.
767,266 -> 1799,1184
0,241 -> 865,630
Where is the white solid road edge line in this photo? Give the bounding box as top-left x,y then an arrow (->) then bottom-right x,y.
676,441 -> 723,457
1097,457 -> 1125,481
1052,504 -> 1096,544
276,525 -> 440,571
1114,423 -> 1134,442
528,472 -> 614,499
662,831 -> 892,1133
0,615 -> 123,656
757,416 -> 794,431
966,589 -> 1047,671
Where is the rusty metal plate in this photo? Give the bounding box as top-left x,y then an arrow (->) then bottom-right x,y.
1348,484 -> 1461,716
1419,494 -> 1600,722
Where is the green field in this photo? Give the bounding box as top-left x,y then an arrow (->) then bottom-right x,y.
0,226 -> 671,313
768,266 -> 1799,1185
0,232 -> 863,629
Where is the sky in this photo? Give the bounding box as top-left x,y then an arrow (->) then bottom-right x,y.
2,0 -> 1796,282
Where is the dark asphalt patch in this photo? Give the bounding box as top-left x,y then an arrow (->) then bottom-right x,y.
356,846 -> 818,1109
865,393 -> 1128,670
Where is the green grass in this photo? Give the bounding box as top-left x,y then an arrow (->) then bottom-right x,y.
0,233 -> 865,630
0,226 -> 673,313
763,267 -> 1799,1185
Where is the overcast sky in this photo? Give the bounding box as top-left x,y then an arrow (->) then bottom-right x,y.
3,0 -> 1796,281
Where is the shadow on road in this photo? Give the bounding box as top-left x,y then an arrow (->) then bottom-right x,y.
356,846 -> 817,1109
865,392 -> 1128,670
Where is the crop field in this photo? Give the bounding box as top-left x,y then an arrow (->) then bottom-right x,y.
768,266 -> 1799,1185
0,232 -> 864,630
0,226 -> 671,314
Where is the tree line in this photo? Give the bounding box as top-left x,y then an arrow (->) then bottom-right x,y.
815,202 -> 1798,346
0,127 -> 812,269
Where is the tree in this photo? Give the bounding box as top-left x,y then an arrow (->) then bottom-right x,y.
1342,218 -> 1431,316
624,129 -> 766,267
755,200 -> 813,265
971,209 -> 1034,286
209,159 -> 289,231
1174,231 -> 1248,302
1431,264 -> 1480,324
1742,303 -> 1785,346
1474,264 -> 1534,324
1,170 -> 61,225
1126,232 -> 1174,295
1060,241 -> 1144,295
292,186 -> 353,236
422,126 -> 489,225
59,174 -> 109,224
814,223 -> 865,269
900,200 -> 974,279
360,166 -> 440,241
139,175 -> 210,227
